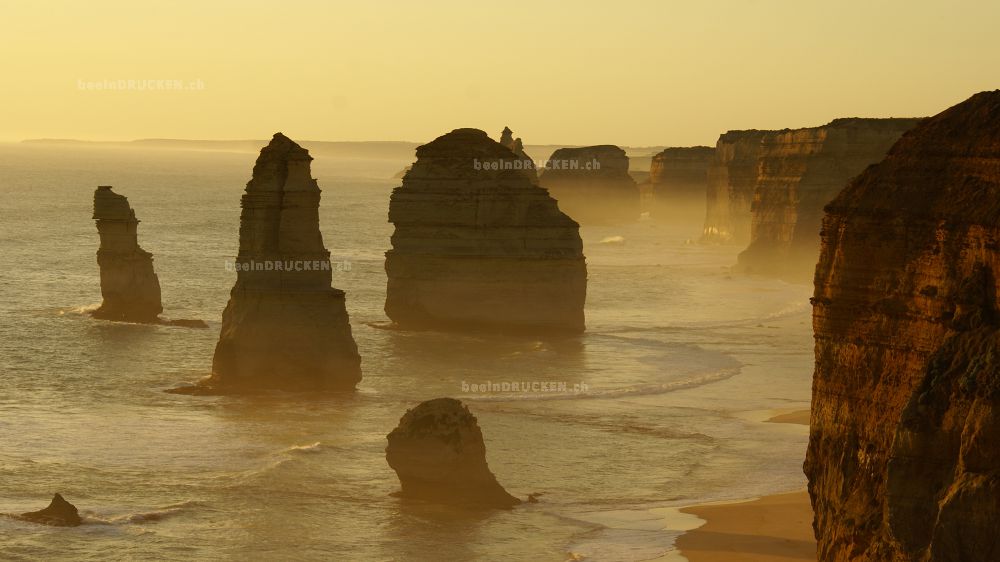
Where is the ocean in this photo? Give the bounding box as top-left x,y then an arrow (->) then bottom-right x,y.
0,142 -> 813,561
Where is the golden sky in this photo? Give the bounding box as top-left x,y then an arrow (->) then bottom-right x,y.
1,0 -> 997,146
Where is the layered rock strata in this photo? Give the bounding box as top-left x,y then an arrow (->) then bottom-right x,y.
737,118 -> 921,279
92,186 -> 163,322
385,128 -> 586,334
538,145 -> 640,223
386,398 -> 520,508
806,91 -> 1000,561
199,133 -> 361,392
701,130 -> 773,244
649,146 -> 715,218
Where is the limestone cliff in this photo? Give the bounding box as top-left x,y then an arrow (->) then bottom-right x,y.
737,118 -> 921,279
649,146 -> 714,218
538,145 -> 639,223
386,398 -> 520,508
385,128 -> 586,334
702,130 -> 773,244
92,186 -> 163,323
807,91 -> 1000,561
199,133 -> 361,392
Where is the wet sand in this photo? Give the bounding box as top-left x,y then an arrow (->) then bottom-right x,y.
676,490 -> 816,561
766,409 -> 811,425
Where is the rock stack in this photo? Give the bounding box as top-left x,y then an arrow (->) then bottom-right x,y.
736,118 -> 921,279
701,130 -> 773,244
807,91 -> 1000,561
648,146 -> 715,218
200,133 -> 361,393
91,186 -> 163,323
498,126 -> 537,183
539,145 -> 640,223
15,494 -> 82,527
384,128 -> 587,334
386,398 -> 520,508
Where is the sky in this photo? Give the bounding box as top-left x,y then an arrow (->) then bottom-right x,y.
1,0 -> 998,146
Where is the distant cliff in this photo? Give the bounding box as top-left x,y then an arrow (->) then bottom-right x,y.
648,146 -> 714,218
737,118 -> 921,279
539,145 -> 640,224
702,130 -> 772,244
807,91 -> 1000,561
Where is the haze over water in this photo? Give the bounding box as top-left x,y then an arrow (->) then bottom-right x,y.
0,143 -> 811,560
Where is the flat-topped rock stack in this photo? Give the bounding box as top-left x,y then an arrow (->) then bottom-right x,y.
649,146 -> 715,219
385,128 -> 587,334
192,133 -> 361,393
538,145 -> 640,223
736,117 -> 921,279
91,186 -> 163,323
701,130 -> 773,244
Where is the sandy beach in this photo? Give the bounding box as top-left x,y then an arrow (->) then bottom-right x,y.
676,490 -> 816,561
674,409 -> 815,561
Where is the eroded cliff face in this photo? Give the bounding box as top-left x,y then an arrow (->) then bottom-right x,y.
737,118 -> 921,279
649,146 -> 714,218
538,145 -> 639,223
92,186 -> 163,323
202,133 -> 361,392
385,128 -> 586,334
702,130 -> 772,244
807,91 -> 1000,561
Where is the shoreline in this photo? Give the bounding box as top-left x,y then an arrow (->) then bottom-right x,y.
673,410 -> 815,561
674,490 -> 816,561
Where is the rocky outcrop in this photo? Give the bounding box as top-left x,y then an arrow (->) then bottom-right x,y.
498,126 -> 537,183
189,133 -> 361,393
649,146 -> 714,218
806,91 -> 1000,561
539,145 -> 640,223
701,130 -> 773,244
736,118 -> 921,279
15,494 -> 82,526
384,128 -> 586,334
92,186 -> 162,322
386,398 -> 520,508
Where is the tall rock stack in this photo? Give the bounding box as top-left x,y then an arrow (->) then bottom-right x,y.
539,145 -> 640,223
498,126 -> 537,183
807,91 -> 1000,561
701,130 -> 773,244
648,146 -> 715,218
385,128 -> 587,334
205,133 -> 361,392
92,186 -> 163,323
736,118 -> 921,279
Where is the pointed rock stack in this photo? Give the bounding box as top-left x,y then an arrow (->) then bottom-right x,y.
386,398 -> 520,508
92,186 -> 163,323
539,145 -> 639,223
385,128 -> 586,334
205,133 -> 361,392
807,91 -> 1000,561
498,126 -> 537,183
736,117 -> 921,279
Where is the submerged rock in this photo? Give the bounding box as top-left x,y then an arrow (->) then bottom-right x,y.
807,91 -> 1000,561
91,186 -> 163,323
384,128 -> 586,334
17,494 -> 82,527
386,398 -> 520,508
186,133 -> 361,393
736,117 -> 921,279
539,145 -> 640,223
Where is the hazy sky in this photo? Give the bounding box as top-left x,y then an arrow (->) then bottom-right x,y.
2,0 -> 997,146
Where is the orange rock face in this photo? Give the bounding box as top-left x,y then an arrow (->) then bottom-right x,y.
807,91 -> 1000,561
